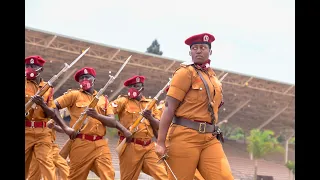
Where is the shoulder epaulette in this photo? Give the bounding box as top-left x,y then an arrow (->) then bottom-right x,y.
180,61 -> 194,67
63,89 -> 78,95
117,94 -> 129,99
173,62 -> 195,75
171,62 -> 191,74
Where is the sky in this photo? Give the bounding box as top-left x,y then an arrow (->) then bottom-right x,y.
25,0 -> 295,85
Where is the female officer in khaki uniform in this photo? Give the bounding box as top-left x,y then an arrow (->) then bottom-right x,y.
156,33 -> 234,180
157,88 -> 205,180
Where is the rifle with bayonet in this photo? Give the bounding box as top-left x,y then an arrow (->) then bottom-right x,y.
25,47 -> 90,117
59,55 -> 132,159
115,78 -> 172,157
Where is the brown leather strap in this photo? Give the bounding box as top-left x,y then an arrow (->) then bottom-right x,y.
192,66 -> 216,124
172,117 -> 215,134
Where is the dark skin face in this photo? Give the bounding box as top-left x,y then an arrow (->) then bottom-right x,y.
189,43 -> 212,64
25,64 -> 43,84
79,74 -> 95,94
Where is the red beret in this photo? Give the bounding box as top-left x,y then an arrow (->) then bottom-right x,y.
74,67 -> 96,82
25,55 -> 46,67
185,33 -> 215,46
124,75 -> 145,86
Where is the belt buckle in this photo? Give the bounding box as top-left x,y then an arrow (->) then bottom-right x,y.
199,122 -> 206,133
31,121 -> 35,128
93,135 -> 97,141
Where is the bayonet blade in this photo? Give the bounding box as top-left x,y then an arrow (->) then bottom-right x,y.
68,47 -> 90,68
113,55 -> 132,79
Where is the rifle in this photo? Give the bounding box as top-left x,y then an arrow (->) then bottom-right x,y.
59,55 -> 132,159
115,78 -> 172,157
25,47 -> 90,117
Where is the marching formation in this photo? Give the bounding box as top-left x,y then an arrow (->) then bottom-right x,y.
25,33 -> 234,180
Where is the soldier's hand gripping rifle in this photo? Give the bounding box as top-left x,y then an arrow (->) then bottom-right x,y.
59,55 -> 132,159
25,47 -> 90,117
115,78 -> 172,157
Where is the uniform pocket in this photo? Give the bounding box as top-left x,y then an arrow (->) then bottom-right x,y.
184,83 -> 207,103
123,108 -> 143,129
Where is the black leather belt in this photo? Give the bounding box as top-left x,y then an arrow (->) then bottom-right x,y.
172,117 -> 215,134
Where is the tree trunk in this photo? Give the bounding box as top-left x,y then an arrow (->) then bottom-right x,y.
284,139 -> 289,164
254,159 -> 258,180
292,170 -> 295,180
288,169 -> 291,180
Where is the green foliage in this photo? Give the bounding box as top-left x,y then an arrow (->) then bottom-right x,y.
146,39 -> 163,55
289,136 -> 295,145
229,127 -> 245,140
285,160 -> 295,174
106,114 -> 119,137
106,127 -> 118,137
276,134 -> 286,143
219,124 -> 233,137
220,124 -> 245,140
246,129 -> 284,159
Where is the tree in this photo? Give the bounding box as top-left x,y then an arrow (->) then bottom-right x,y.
246,129 -> 284,180
229,127 -> 245,141
289,136 -> 295,145
276,134 -> 286,143
146,39 -> 163,55
220,124 -> 245,141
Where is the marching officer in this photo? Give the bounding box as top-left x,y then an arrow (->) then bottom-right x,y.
32,67 -> 131,180
157,88 -> 205,180
156,33 -> 234,180
109,75 -> 168,180
25,55 -> 57,180
27,119 -> 70,180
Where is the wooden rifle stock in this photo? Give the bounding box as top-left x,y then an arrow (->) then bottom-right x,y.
115,78 -> 172,157
59,55 -> 132,159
